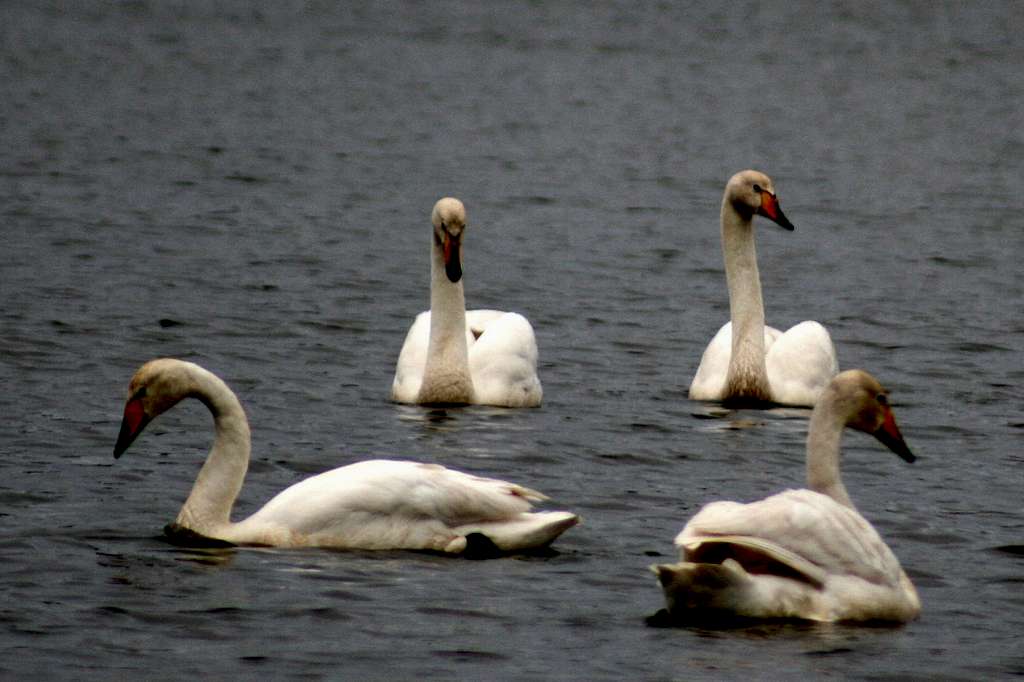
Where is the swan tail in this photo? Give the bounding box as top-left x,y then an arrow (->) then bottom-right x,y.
452,511 -> 579,553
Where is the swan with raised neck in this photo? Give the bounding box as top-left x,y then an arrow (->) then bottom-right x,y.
391,197 -> 543,407
689,170 -> 838,407
115,359 -> 576,551
655,369 -> 920,623
418,197 -> 476,405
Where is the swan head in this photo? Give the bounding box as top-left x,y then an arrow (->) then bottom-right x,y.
726,170 -> 794,230
820,369 -> 916,463
113,358 -> 200,458
431,197 -> 467,283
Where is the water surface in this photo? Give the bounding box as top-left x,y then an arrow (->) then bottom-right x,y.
2,2 -> 1023,679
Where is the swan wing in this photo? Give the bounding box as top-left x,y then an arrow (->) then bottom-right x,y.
689,323 -> 732,400
765,321 -> 839,406
676,490 -> 905,588
467,311 -> 542,407
676,534 -> 829,588
391,311 -> 431,402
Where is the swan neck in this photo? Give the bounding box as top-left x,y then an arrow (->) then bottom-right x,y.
419,241 -> 474,403
806,399 -> 854,509
721,199 -> 770,399
176,369 -> 250,534
429,246 -> 468,340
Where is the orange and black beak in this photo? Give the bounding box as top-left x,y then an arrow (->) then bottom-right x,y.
756,191 -> 794,231
114,395 -> 150,458
872,406 -> 916,463
442,231 -> 462,283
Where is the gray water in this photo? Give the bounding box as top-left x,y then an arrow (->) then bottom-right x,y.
2,1 -> 1023,679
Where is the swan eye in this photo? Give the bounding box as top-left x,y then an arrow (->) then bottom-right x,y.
752,184 -> 763,193
877,393 -> 888,406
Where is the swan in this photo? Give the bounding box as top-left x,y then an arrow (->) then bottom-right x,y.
391,197 -> 543,407
113,359 -> 577,552
654,369 -> 920,623
689,170 -> 838,407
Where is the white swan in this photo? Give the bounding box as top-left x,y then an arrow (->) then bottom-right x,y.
113,359 -> 577,552
654,369 -> 920,623
391,197 -> 543,407
689,170 -> 838,407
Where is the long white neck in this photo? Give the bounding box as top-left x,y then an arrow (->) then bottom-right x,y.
805,396 -> 854,509
175,367 -> 251,535
418,238 -> 474,404
721,197 -> 771,402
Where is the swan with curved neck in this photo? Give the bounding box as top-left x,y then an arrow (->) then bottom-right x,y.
114,359 -> 577,551
391,197 -> 543,407
655,370 -> 920,623
689,170 -> 838,407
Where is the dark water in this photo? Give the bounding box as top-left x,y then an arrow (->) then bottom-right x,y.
2,1 -> 1023,679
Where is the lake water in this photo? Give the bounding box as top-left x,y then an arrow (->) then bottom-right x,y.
2,1 -> 1023,679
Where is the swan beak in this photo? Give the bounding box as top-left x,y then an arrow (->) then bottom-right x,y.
873,407 -> 916,463
443,233 -> 463,283
114,397 -> 151,459
757,192 -> 795,231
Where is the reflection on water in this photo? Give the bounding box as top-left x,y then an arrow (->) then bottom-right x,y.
648,607 -> 906,640
170,546 -> 239,569
689,405 -> 813,435
393,405 -> 463,428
